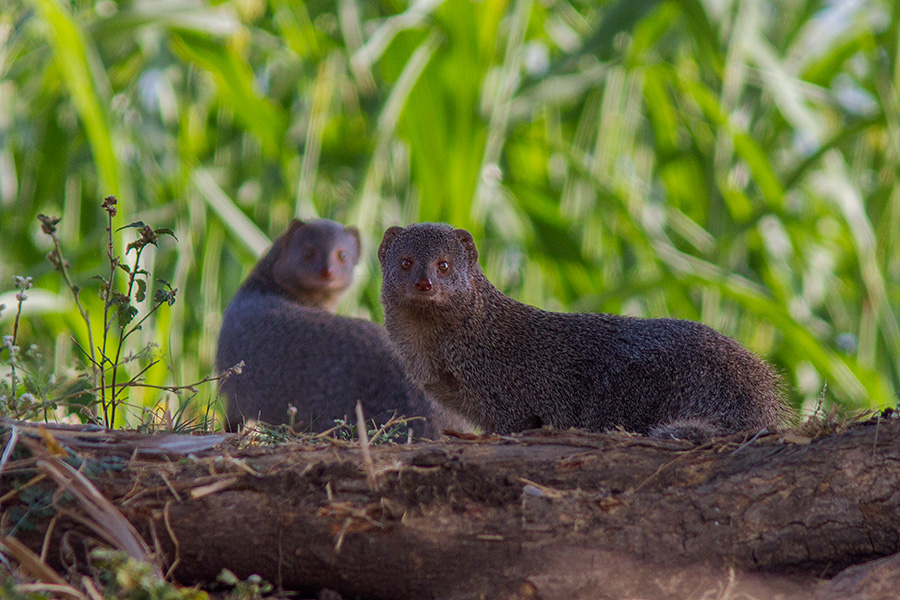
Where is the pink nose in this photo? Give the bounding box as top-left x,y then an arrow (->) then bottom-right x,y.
319,268 -> 334,280
415,277 -> 432,292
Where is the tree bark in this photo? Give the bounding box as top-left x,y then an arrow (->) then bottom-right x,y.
3,416 -> 900,599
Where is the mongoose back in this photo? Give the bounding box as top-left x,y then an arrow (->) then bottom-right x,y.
378,223 -> 790,441
217,219 -> 442,436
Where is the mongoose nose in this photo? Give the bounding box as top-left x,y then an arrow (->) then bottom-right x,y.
415,277 -> 433,292
319,267 -> 334,280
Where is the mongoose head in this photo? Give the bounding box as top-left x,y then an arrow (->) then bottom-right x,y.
378,223 -> 480,313
266,219 -> 361,309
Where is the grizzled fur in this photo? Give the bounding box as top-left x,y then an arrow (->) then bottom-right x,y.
217,219 -> 441,436
378,223 -> 790,441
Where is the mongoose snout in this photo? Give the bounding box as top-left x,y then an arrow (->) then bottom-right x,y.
378,222 -> 791,442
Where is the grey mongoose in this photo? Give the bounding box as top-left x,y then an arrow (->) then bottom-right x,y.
378,223 -> 790,441
216,219 -> 441,436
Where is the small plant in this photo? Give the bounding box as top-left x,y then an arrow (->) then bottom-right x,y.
1,276 -> 34,416
0,576 -> 45,600
330,414 -> 420,444
0,552 -> 283,600
217,569 -> 274,600
34,196 -> 179,426
1,277 -> 69,421
234,412 -> 421,448
133,376 -> 235,434
90,549 -> 208,600
2,195 -> 235,428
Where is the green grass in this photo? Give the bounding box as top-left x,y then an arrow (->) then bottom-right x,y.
1,0 -> 898,427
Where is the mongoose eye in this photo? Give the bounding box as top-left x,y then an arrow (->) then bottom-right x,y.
302,247 -> 315,260
337,250 -> 347,262
437,261 -> 450,272
400,259 -> 412,270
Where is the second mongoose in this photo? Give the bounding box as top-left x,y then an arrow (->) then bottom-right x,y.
216,219 -> 442,436
378,223 -> 790,441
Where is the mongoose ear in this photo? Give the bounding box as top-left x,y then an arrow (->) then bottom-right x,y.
284,219 -> 306,238
272,219 -> 306,254
345,225 -> 362,264
283,219 -> 306,242
378,226 -> 405,264
454,228 -> 479,263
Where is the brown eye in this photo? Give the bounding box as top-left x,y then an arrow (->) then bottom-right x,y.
400,259 -> 412,270
302,247 -> 315,260
337,250 -> 347,262
437,261 -> 449,272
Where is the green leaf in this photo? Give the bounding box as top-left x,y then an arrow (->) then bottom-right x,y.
135,279 -> 147,303
117,221 -> 147,231
545,0 -> 663,75
154,287 -> 177,307
169,31 -> 288,157
272,0 -> 320,58
680,79 -> 785,207
93,2 -> 241,37
154,227 -> 178,240
116,304 -> 138,329
676,0 -> 724,76
30,0 -> 120,194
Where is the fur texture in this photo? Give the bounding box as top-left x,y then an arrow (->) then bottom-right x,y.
217,219 -> 442,436
378,223 -> 790,440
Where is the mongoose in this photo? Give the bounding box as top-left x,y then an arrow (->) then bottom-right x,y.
216,219 -> 442,436
378,223 -> 790,441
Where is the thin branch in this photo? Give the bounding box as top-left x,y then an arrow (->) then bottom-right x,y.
100,208 -> 117,426
110,244 -> 146,416
47,234 -> 98,391
47,365 -> 240,407
70,337 -> 102,371
6,287 -> 28,403
122,301 -> 163,343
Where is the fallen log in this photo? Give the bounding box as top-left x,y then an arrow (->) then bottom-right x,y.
2,415 -> 899,599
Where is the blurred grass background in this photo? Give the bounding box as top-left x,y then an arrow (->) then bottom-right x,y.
0,0 -> 898,427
